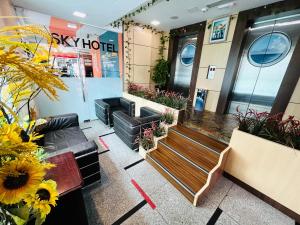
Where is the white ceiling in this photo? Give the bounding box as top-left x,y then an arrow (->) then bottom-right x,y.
133,0 -> 284,30
12,0 -> 285,31
12,0 -> 149,28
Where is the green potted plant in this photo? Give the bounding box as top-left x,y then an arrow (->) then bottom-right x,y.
138,128 -> 155,159
161,109 -> 174,125
152,58 -> 169,89
151,122 -> 167,148
151,35 -> 169,90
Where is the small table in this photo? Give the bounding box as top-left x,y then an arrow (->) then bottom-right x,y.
44,152 -> 88,225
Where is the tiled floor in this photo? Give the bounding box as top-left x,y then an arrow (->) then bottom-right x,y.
81,120 -> 295,225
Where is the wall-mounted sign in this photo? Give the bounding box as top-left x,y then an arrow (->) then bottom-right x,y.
210,17 -> 230,43
51,33 -> 118,52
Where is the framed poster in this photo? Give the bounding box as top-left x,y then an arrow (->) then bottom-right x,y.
210,17 -> 230,43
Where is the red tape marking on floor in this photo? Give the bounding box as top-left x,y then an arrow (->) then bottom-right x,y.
98,137 -> 109,150
131,179 -> 156,209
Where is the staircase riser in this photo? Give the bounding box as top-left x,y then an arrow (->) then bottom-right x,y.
146,155 -> 195,203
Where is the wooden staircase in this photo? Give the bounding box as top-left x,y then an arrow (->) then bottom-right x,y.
146,124 -> 230,206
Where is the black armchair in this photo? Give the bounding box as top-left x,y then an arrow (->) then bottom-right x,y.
95,97 -> 135,126
113,107 -> 161,150
36,113 -> 100,186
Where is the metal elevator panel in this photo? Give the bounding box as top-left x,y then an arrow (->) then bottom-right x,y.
228,11 -> 300,114
173,35 -> 197,97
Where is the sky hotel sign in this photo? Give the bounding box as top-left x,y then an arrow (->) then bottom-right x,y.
51,33 -> 118,52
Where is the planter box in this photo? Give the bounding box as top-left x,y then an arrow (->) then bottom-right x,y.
154,135 -> 167,148
123,92 -> 185,124
225,129 -> 300,215
139,145 -> 156,159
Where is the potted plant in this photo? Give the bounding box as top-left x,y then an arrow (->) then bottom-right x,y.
138,128 -> 155,159
160,109 -> 177,131
152,58 -> 169,90
151,122 -> 167,148
151,35 -> 169,90
225,107 -> 300,215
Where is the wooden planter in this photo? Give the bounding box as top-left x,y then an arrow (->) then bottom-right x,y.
123,92 -> 185,124
225,129 -> 300,215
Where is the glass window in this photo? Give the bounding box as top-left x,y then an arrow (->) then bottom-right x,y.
180,44 -> 196,66
248,32 -> 291,67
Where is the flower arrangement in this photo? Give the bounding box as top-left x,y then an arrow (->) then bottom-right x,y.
234,107 -> 300,150
161,109 -> 174,125
138,128 -> 154,150
127,82 -> 188,110
0,23 -> 67,224
151,122 -> 166,137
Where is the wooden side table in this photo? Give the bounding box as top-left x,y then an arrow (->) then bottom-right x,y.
44,152 -> 89,225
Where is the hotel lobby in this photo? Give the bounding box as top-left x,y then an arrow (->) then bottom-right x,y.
0,0 -> 299,224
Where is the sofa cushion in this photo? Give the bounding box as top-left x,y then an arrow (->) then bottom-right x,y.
44,126 -> 88,152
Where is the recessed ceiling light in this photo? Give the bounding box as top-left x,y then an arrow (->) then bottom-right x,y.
67,23 -> 77,29
151,20 -> 160,26
170,16 -> 179,20
73,11 -> 87,18
109,39 -> 114,42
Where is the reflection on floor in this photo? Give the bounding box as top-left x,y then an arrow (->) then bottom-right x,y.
183,109 -> 238,143
80,120 -> 294,225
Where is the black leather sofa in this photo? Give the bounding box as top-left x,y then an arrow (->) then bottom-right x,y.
113,107 -> 161,150
95,97 -> 135,126
36,113 -> 100,187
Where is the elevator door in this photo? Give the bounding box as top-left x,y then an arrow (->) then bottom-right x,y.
228,12 -> 300,114
172,35 -> 197,96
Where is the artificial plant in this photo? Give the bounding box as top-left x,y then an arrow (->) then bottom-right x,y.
0,23 -> 68,225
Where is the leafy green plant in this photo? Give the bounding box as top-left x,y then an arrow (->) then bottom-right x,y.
138,128 -> 154,150
152,58 -> 169,88
127,82 -> 188,110
151,122 -> 166,137
161,109 -> 174,125
152,35 -> 170,88
234,107 -> 300,150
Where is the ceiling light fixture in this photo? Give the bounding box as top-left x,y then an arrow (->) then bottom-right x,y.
73,11 -> 87,18
201,7 -> 208,12
151,20 -> 160,26
217,1 -> 236,9
67,23 -> 77,29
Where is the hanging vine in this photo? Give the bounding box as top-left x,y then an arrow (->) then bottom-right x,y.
123,21 -> 168,83
111,0 -> 171,28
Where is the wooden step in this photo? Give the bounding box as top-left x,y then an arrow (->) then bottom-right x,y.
161,131 -> 219,172
170,124 -> 227,153
148,145 -> 207,198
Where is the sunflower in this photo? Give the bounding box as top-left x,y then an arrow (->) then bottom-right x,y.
0,157 -> 45,204
0,122 -> 42,156
25,180 -> 58,220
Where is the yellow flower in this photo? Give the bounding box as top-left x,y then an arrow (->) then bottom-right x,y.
0,123 -> 42,156
0,157 -> 45,204
25,180 -> 58,220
